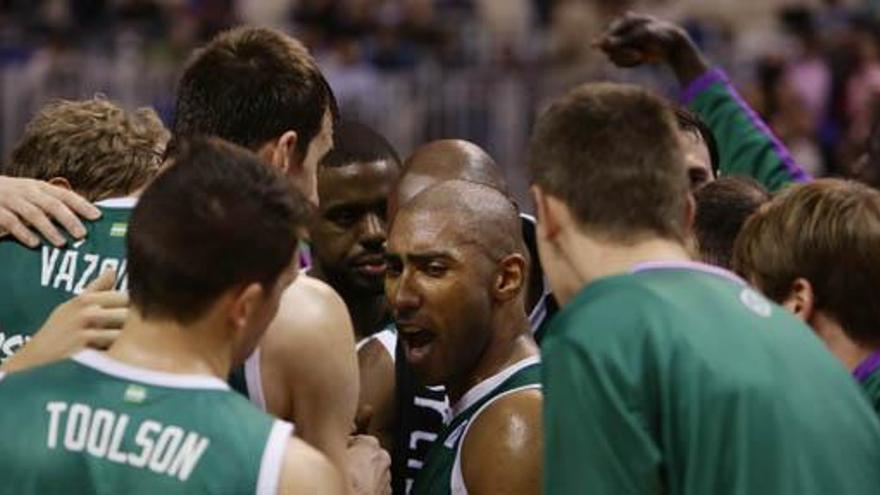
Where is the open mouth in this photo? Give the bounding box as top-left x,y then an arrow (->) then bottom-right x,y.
398,324 -> 436,364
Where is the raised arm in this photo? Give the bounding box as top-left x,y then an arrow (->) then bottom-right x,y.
597,13 -> 810,191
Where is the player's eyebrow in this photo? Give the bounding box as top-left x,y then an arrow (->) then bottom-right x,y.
385,251 -> 456,264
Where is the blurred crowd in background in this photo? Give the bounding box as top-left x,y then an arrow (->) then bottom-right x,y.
2,0 -> 880,203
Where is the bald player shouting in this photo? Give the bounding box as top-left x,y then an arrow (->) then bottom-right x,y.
386,180 -> 541,495
385,139 -> 554,493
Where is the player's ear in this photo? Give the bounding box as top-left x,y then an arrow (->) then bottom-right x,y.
228,282 -> 266,333
494,253 -> 526,302
257,131 -> 299,175
47,177 -> 73,191
781,277 -> 815,323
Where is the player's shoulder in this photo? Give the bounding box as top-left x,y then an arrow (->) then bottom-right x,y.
278,275 -> 348,324
0,358 -> 81,385
469,387 -> 542,434
263,274 -> 354,358
460,387 -> 542,490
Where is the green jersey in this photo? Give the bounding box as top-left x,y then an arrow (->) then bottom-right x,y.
542,261 -> 880,495
854,350 -> 880,416
683,68 -> 811,190
0,349 -> 292,495
411,356 -> 541,495
0,198 -> 134,364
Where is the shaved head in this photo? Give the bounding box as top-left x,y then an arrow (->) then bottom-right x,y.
386,179 -> 529,387
395,140 -> 510,212
394,179 -> 523,262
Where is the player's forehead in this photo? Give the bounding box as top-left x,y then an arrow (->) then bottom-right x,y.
388,209 -> 471,256
320,160 -> 397,208
322,159 -> 398,186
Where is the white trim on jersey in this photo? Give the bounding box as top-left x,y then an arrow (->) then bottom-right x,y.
0,371 -> 5,382
94,196 -> 138,209
519,212 -> 553,334
244,347 -> 267,412
527,289 -> 550,333
450,355 -> 540,420
450,383 -> 542,495
356,328 -> 398,363
256,419 -> 294,495
72,349 -> 230,390
630,260 -> 747,286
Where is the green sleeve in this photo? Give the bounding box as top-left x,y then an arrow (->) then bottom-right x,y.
683,68 -> 811,191
542,332 -> 663,494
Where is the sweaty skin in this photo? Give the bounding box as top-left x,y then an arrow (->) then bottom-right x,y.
386,181 -> 542,494
258,275 -> 360,481
461,389 -> 542,495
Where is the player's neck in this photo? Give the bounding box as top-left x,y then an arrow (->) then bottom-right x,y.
346,293 -> 389,339
812,311 -> 877,372
448,312 -> 537,404
107,310 -> 233,380
558,232 -> 691,304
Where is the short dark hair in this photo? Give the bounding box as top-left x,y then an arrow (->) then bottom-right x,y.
128,137 -> 309,323
528,83 -> 689,242
173,27 -> 337,153
733,179 -> 880,347
675,106 -> 720,176
321,120 -> 401,168
694,176 -> 769,268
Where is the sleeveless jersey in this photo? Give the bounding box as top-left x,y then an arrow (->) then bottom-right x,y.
410,357 -> 541,495
392,216 -> 551,495
0,349 -> 291,495
229,346 -> 268,411
0,197 -> 134,365
519,213 -> 557,343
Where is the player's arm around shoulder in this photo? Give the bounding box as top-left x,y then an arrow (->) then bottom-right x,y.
262,275 -> 359,469
461,388 -> 543,495
278,437 -> 347,495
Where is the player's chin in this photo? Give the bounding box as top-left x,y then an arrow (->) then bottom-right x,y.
348,273 -> 386,294
411,363 -> 445,389
403,342 -> 443,385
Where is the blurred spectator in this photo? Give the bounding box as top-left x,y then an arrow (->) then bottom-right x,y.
4,0 -> 880,192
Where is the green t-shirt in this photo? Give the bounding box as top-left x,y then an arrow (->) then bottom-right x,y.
0,198 -> 134,364
0,350 -> 291,494
411,357 -> 541,495
542,261 -> 880,495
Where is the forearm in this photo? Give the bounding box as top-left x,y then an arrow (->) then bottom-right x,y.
668,36 -> 711,87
